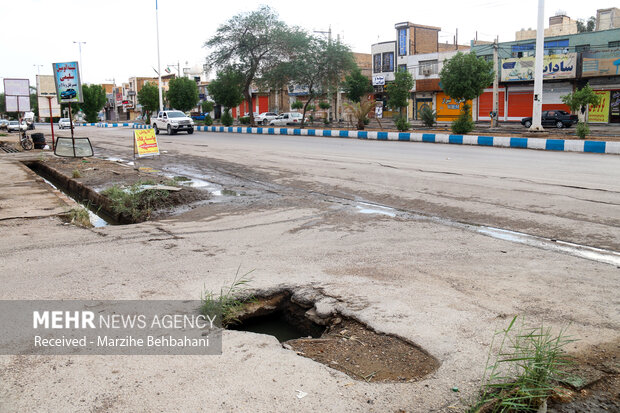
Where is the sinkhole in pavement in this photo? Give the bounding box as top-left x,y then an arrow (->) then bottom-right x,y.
229,290 -> 440,383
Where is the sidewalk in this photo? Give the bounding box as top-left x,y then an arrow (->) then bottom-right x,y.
0,152 -> 69,221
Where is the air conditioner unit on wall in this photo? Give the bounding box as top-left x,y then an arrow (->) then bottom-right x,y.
422,68 -> 432,76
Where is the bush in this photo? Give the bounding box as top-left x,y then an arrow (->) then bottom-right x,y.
204,114 -> 213,126
576,121 -> 589,139
239,116 -> 250,125
394,116 -> 410,132
451,103 -> 475,134
221,110 -> 233,126
291,100 -> 303,110
420,106 -> 437,127
363,117 -> 370,125
319,101 -> 331,110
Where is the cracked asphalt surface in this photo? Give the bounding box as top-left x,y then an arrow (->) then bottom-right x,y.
0,127 -> 618,412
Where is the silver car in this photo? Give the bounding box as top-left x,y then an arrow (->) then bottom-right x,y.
58,118 -> 72,129
269,112 -> 304,126
7,120 -> 27,132
255,112 -> 278,125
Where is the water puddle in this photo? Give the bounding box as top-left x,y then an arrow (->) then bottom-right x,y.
355,202 -> 397,217
99,156 -> 134,166
349,199 -> 620,267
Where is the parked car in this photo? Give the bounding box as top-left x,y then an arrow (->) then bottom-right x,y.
58,118 -> 72,129
60,89 -> 77,99
521,110 -> 578,128
7,120 -> 27,132
0,119 -> 9,130
269,112 -> 305,126
255,112 -> 278,125
152,110 -> 194,135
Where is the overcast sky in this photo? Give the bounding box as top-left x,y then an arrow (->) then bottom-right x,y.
0,0 -> 614,91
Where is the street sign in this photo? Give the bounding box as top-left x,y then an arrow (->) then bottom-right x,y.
134,129 -> 160,157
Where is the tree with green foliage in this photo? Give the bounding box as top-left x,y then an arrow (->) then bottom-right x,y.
345,100 -> 376,130
207,66 -> 245,123
385,70 -> 414,119
166,77 -> 199,113
342,67 -> 373,103
562,84 -> 601,135
264,36 -> 355,128
137,82 -> 159,124
561,84 -> 601,115
81,84 -> 107,123
440,51 -> 494,134
577,16 -> 596,33
202,100 -> 214,113
205,5 -> 308,126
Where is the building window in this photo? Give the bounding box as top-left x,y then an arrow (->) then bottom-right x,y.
609,41 -> 620,48
373,54 -> 382,73
418,60 -> 438,75
398,29 -> 407,56
480,54 -> 493,62
382,52 -> 394,72
575,44 -> 590,52
398,64 -> 407,73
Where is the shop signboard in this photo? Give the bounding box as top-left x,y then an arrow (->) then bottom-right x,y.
582,50 -> 620,77
589,91 -> 610,123
52,61 -> 83,103
501,54 -> 577,81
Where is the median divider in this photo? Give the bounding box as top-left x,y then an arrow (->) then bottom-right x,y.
77,123 -> 619,154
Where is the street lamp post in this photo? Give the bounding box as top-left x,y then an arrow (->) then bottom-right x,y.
73,41 -> 86,80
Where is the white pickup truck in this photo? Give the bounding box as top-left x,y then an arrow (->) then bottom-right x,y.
152,110 -> 194,135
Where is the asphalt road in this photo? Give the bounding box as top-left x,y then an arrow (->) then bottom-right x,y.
92,127 -> 620,252
1,126 -> 618,412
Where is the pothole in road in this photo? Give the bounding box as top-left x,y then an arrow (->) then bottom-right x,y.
230,290 -> 440,383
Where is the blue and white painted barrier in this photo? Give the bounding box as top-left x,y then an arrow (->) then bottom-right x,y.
77,123 -> 620,154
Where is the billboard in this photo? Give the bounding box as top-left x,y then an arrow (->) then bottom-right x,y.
588,91 -> 610,123
3,78 -> 31,112
53,61 -> 83,103
582,50 -> 620,77
501,54 -> 577,81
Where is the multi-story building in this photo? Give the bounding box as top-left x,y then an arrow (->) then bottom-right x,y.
471,8 -> 620,124
371,22 -> 470,120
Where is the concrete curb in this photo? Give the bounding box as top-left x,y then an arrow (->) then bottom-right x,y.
78,123 -> 619,154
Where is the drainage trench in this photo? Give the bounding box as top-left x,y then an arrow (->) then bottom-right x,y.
25,161 -> 119,226
229,291 -> 440,383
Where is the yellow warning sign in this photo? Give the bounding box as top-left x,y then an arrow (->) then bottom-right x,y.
134,129 -> 160,157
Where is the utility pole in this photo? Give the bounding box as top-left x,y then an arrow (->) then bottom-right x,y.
155,0 -> 163,112
492,37 -> 499,128
530,0 -> 545,131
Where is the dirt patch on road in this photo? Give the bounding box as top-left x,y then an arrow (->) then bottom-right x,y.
287,318 -> 439,383
548,340 -> 620,412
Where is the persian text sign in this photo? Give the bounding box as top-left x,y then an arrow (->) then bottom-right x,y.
53,61 -> 83,103
588,91 -> 610,123
501,54 -> 577,81
582,50 -> 620,77
134,129 -> 160,157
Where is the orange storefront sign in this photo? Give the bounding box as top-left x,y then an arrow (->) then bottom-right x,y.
436,92 -> 471,121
